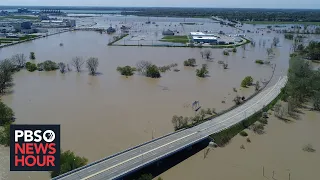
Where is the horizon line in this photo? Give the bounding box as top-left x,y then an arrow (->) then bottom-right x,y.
0,5 -> 320,10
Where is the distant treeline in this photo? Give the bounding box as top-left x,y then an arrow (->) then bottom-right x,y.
119,8 -> 320,21
2,6 -> 320,21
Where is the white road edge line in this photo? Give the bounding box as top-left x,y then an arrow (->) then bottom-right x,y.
76,76 -> 285,180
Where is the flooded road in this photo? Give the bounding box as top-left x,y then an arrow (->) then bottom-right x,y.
0,19 -> 293,179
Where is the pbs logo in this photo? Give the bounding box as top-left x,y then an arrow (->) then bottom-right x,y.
14,130 -> 56,143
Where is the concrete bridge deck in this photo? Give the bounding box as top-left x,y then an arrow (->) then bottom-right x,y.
52,76 -> 287,180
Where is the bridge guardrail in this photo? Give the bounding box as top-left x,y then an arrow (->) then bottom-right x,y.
52,128 -> 186,179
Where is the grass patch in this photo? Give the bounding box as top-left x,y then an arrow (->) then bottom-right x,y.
160,35 -> 189,44
19,35 -> 38,41
243,21 -> 320,25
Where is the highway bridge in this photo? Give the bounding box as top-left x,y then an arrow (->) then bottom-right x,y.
53,76 -> 287,180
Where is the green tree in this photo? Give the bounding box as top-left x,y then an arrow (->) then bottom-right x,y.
117,66 -> 136,76
0,59 -> 15,94
146,65 -> 161,78
26,62 -> 37,72
241,76 -> 253,88
30,52 -> 36,60
196,64 -> 209,78
183,58 -> 196,67
0,122 -> 11,146
0,100 -> 14,126
50,150 -> 88,178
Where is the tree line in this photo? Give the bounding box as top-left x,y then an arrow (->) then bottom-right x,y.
118,8 -> 320,22
281,41 -> 320,113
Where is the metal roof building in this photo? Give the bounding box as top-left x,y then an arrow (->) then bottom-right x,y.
190,32 -> 217,37
192,36 -> 218,44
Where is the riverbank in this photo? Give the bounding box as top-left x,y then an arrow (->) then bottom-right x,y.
159,108 -> 320,180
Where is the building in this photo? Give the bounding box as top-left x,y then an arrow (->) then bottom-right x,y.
190,32 -> 217,37
192,36 -> 218,44
0,24 -> 14,33
162,29 -> 174,36
66,20 -> 76,27
21,22 -> 32,29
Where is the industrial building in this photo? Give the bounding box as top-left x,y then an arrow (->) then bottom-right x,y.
192,36 -> 218,44
189,31 -> 238,45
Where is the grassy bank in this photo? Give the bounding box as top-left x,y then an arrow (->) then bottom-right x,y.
210,87 -> 285,146
160,35 -> 189,44
243,21 -> 320,25
0,15 -> 38,20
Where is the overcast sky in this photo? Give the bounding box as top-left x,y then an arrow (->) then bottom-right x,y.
1,0 -> 320,9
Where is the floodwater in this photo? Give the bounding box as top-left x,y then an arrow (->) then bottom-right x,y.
0,17 -> 295,180
159,109 -> 320,180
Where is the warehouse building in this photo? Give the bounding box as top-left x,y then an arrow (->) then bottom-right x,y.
192,36 -> 218,44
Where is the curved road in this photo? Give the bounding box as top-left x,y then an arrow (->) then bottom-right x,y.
53,76 -> 287,180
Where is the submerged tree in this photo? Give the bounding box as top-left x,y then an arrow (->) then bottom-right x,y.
203,49 -> 212,60
273,37 -> 280,47
116,66 -> 136,76
30,52 -> 36,60
196,64 -> 209,78
86,57 -> 99,75
71,56 -> 85,72
0,59 -> 15,94
58,62 -> 66,74
11,53 -> 26,68
136,60 -> 152,75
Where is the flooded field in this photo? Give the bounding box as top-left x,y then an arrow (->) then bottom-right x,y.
0,16 -> 297,179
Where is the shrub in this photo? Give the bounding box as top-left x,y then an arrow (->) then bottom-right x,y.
302,144 -> 316,153
252,123 -> 265,134
240,144 -> 245,149
116,66 -> 136,76
284,34 -> 294,40
241,76 -> 253,88
30,52 -> 36,60
146,65 -> 161,78
196,64 -> 209,78
184,58 -> 196,67
232,48 -> 237,52
26,62 -> 37,72
255,60 -> 264,64
246,137 -> 251,143
223,50 -> 230,56
259,118 -> 268,125
239,131 -> 248,137
38,60 -> 58,71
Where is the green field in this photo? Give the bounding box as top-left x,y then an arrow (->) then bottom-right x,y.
0,15 -> 38,20
243,21 -> 320,25
160,35 -> 189,44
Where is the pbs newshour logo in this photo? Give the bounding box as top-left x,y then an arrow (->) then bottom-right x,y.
10,125 -> 60,171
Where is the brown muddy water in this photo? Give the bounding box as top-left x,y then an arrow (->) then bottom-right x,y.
159,109 -> 320,180
0,26 -> 291,179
